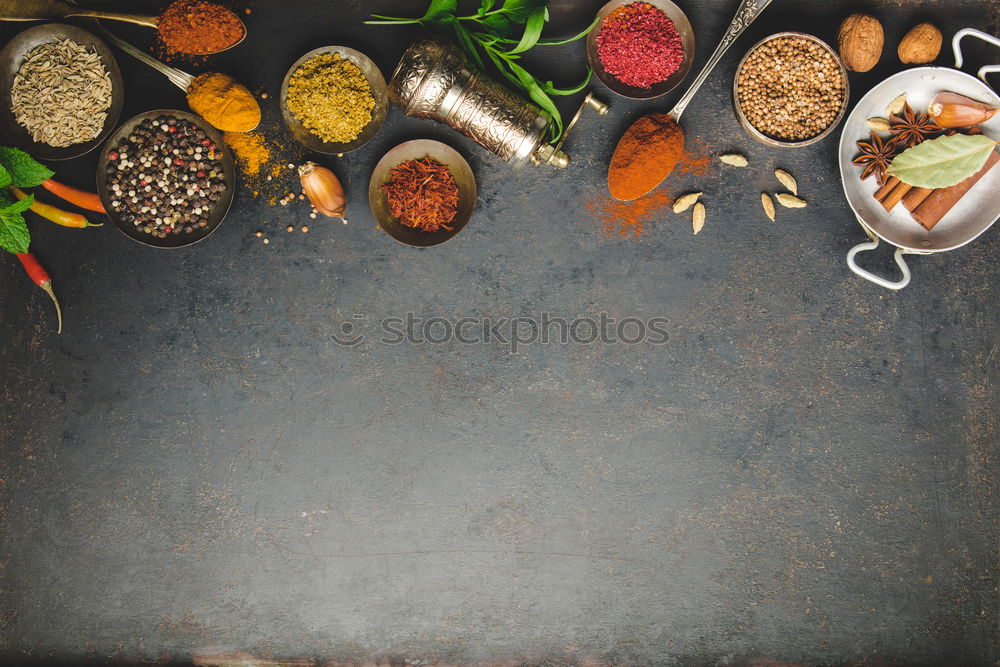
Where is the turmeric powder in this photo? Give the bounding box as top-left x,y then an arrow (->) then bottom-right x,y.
187,72 -> 260,133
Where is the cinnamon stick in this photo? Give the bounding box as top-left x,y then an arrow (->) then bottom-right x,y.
881,180 -> 913,211
874,176 -> 900,202
902,187 -> 934,211
912,151 -> 999,230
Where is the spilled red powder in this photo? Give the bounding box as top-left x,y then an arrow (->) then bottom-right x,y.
591,140 -> 714,238
588,189 -> 674,238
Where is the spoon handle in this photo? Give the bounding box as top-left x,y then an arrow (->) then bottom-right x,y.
65,10 -> 158,29
99,27 -> 194,92
669,0 -> 774,121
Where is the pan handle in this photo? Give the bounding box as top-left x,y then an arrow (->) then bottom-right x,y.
847,238 -> 912,290
952,28 -> 1000,87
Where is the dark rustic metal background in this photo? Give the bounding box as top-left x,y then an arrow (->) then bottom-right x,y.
1,1 -> 999,664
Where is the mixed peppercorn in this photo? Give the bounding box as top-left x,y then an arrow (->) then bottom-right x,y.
105,115 -> 226,238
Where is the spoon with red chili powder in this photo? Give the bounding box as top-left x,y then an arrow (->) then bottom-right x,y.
0,0 -> 246,56
607,0 -> 774,201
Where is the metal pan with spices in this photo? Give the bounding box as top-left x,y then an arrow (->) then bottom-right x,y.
839,30 -> 1000,290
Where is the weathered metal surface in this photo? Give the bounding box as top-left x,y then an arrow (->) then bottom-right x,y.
1,1 -> 998,664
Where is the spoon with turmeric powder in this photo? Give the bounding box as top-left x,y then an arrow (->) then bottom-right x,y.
99,28 -> 260,134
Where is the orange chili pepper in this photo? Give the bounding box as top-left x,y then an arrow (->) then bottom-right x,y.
41,178 -> 106,213
8,186 -> 100,228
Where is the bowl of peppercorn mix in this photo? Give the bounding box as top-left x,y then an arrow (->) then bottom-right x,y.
98,110 -> 235,248
587,0 -> 695,100
733,32 -> 850,147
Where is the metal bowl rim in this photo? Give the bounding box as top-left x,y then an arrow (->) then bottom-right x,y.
732,31 -> 851,148
96,109 -> 235,250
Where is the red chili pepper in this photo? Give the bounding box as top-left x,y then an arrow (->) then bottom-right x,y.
15,252 -> 62,334
40,178 -> 106,213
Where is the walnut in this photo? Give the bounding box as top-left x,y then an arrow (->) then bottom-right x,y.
899,23 -> 943,64
837,14 -> 884,73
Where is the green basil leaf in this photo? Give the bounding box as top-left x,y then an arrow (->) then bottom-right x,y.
0,146 -> 54,188
0,210 -> 30,254
506,60 -> 563,140
887,134 -> 998,188
541,69 -> 592,96
535,15 -> 599,45
481,13 -> 516,37
507,6 -> 546,54
423,0 -> 458,21
1,192 -> 34,217
454,23 -> 486,70
0,164 -> 11,189
500,0 -> 545,23
484,48 -> 524,88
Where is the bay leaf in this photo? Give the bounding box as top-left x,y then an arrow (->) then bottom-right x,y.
887,134 -> 998,189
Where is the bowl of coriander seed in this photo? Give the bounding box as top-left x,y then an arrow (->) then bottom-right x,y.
733,32 -> 850,148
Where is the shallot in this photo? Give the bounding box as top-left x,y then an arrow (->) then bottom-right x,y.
299,161 -> 346,220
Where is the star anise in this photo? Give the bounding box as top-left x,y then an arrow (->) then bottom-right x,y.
854,131 -> 900,185
889,102 -> 943,148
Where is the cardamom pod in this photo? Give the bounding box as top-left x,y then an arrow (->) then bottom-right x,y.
886,93 -> 907,116
761,193 -> 776,221
776,193 -> 807,208
719,153 -> 748,167
692,202 -> 706,234
774,169 -> 797,194
672,192 -> 702,213
867,117 -> 892,133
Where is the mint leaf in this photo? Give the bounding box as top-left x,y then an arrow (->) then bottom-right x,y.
0,211 -> 30,254
0,146 -> 54,188
2,193 -> 34,217
0,164 -> 10,189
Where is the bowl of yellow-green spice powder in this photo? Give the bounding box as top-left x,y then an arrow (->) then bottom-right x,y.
281,46 -> 388,154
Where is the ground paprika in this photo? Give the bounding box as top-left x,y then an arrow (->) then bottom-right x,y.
158,0 -> 245,55
608,113 -> 685,201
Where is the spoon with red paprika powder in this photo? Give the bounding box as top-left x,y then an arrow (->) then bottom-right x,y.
607,0 -> 774,201
0,0 -> 246,56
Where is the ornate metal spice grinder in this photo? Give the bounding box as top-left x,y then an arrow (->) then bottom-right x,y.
389,36 -> 606,168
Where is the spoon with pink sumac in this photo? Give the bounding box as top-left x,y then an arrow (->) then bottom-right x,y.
608,0 -> 773,201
